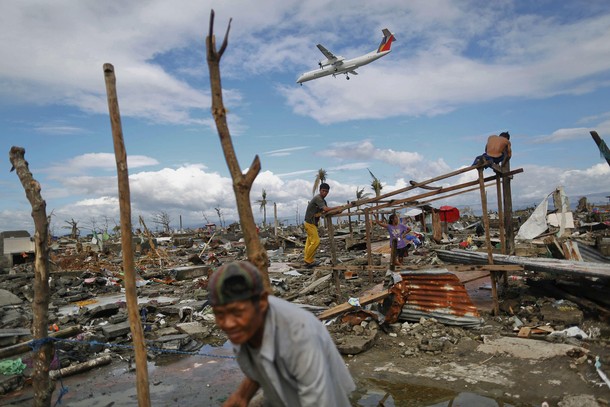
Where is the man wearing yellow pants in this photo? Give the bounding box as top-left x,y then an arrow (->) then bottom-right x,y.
303,183 -> 338,268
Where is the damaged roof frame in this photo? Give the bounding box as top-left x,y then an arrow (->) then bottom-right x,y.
321,163 -> 524,316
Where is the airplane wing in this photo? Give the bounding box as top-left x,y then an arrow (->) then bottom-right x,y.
348,70 -> 359,75
317,44 -> 339,61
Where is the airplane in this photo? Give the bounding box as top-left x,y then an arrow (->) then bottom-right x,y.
296,28 -> 396,84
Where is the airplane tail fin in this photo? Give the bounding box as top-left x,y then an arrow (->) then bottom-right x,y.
377,28 -> 395,53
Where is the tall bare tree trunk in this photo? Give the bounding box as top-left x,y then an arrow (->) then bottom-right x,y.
9,147 -> 54,407
205,10 -> 270,289
103,63 -> 151,407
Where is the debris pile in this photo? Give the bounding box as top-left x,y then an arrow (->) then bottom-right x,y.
0,195 -> 609,405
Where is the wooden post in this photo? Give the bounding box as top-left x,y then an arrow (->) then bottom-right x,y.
324,215 -> 341,298
496,177 -> 506,254
347,200 -> 353,237
590,131 -> 610,167
365,209 -> 373,282
9,147 -> 54,407
496,175 -> 508,288
103,63 -> 151,407
326,214 -> 338,266
420,210 -> 427,233
390,239 -> 397,271
502,160 -> 515,255
478,168 -> 499,315
274,202 -> 278,236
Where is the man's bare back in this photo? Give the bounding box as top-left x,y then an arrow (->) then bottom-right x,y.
485,134 -> 512,159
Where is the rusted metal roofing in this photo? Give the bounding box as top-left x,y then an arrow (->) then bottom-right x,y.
395,269 -> 483,327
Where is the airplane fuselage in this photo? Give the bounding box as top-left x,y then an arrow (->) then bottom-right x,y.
296,50 -> 390,84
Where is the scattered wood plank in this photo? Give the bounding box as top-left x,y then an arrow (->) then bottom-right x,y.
317,290 -> 390,320
49,355 -> 113,380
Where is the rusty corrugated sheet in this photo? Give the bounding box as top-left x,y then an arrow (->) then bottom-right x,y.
395,269 -> 483,327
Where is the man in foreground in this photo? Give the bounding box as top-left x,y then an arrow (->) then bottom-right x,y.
209,261 -> 356,406
303,183 -> 339,268
472,131 -> 512,167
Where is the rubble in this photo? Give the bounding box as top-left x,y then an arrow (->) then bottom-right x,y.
0,195 -> 609,405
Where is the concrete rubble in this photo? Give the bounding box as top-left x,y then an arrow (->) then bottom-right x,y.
0,197 -> 609,405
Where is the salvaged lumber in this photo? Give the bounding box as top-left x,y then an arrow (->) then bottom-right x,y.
318,291 -> 390,320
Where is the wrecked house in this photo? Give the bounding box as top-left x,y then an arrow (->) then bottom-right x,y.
0,230 -> 35,270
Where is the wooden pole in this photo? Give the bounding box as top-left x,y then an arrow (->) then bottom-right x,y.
365,209 -> 373,282
502,161 -> 515,255
274,202 -> 278,236
478,168 -> 499,316
495,175 -> 509,288
324,215 -> 340,297
9,147 -> 54,407
390,239 -> 397,271
327,215 -> 337,266
347,200 -> 353,237
496,177 -> 506,254
590,131 -> 610,167
50,355 -> 113,380
103,63 -> 151,407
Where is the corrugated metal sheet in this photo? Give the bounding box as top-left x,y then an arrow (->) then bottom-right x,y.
395,269 -> 483,327
436,249 -> 610,278
574,241 -> 610,264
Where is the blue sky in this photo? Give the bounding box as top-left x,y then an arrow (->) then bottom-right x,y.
2,0 -> 610,235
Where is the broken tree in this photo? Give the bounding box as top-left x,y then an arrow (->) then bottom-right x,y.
9,146 -> 54,407
205,10 -> 270,290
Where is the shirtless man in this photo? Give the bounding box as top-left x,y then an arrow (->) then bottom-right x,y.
472,131 -> 511,167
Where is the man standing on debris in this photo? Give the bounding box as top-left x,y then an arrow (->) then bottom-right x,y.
303,182 -> 340,268
209,261 -> 356,406
472,131 -> 512,167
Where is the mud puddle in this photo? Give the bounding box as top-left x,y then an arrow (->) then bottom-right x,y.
354,378 -> 523,406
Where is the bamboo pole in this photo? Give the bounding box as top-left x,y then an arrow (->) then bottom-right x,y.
103,63 -> 151,407
9,147 -> 54,407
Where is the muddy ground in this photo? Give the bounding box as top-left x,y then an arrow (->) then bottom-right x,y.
1,242 -> 610,407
